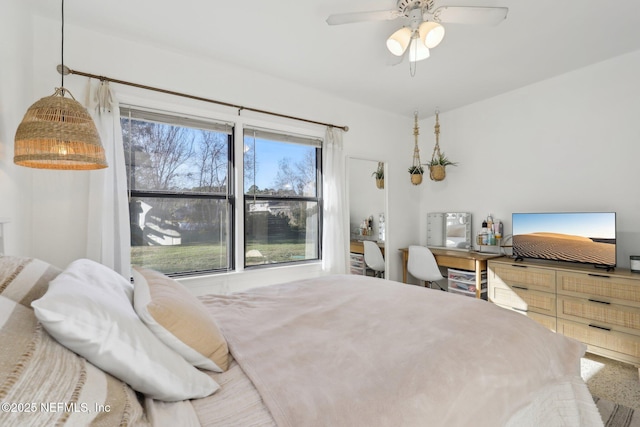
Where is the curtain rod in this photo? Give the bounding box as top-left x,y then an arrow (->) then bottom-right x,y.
58,65 -> 349,132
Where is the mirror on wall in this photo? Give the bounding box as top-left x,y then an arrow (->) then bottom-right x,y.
427,212 -> 472,250
348,158 -> 387,245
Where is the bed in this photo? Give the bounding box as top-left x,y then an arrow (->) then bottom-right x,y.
0,255 -> 603,426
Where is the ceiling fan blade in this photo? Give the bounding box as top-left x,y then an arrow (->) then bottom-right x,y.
431,6 -> 508,26
326,9 -> 401,26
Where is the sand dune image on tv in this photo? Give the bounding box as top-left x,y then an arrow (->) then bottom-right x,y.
513,232 -> 616,266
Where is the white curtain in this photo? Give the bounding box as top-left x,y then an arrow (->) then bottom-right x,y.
86,79 -> 131,278
322,127 -> 349,274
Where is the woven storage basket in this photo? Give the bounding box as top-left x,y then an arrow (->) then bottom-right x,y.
14,88 -> 107,170
429,165 -> 446,181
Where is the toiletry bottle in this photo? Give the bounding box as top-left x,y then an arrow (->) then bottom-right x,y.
481,219 -> 488,245
494,220 -> 502,239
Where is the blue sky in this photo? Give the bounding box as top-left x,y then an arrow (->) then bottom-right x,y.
243,138 -> 313,191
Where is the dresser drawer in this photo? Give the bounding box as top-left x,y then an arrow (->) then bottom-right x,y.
557,295 -> 640,336
489,263 -> 556,293
557,319 -> 640,365
525,311 -> 557,332
493,303 -> 556,332
489,285 -> 556,317
557,271 -> 640,306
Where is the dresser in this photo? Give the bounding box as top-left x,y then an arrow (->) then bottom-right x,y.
488,257 -> 640,375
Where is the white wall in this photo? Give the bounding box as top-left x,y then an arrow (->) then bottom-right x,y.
418,50 -> 640,269
0,0 -> 35,257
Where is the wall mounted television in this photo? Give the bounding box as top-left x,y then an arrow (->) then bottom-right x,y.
512,212 -> 616,269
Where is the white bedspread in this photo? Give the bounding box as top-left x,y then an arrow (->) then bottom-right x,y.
198,274 -> 601,427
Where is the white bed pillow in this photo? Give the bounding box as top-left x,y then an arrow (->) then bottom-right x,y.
31,258 -> 219,401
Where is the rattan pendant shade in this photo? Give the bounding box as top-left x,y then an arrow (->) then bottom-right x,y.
14,87 -> 107,170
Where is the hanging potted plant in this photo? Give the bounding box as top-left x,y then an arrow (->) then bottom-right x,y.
408,165 -> 424,185
427,110 -> 458,182
408,111 -> 424,186
372,162 -> 384,189
428,152 -> 457,182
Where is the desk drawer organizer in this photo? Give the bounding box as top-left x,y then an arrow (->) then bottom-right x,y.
448,268 -> 487,299
349,253 -> 366,275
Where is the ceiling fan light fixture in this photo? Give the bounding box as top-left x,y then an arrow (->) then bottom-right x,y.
386,27 -> 412,56
419,21 -> 445,49
408,36 -> 430,62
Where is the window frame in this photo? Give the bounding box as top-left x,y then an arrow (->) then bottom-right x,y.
242,127 -> 323,269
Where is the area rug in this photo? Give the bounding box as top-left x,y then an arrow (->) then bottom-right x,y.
595,396 -> 640,427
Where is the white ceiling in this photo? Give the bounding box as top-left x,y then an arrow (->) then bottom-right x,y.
33,0 -> 640,118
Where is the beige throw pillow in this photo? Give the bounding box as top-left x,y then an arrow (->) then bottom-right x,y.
132,266 -> 229,372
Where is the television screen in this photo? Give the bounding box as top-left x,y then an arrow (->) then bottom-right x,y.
512,212 -> 616,268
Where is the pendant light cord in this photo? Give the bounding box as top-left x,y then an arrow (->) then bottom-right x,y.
61,0 -> 65,88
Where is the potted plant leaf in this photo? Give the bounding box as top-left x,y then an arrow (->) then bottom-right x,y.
372,162 -> 384,189
408,165 -> 424,185
428,152 -> 457,181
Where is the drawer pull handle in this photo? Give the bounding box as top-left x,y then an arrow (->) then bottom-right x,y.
588,273 -> 611,279
588,324 -> 612,332
511,265 -> 528,268
588,299 -> 611,305
512,285 -> 528,290
512,307 -> 527,313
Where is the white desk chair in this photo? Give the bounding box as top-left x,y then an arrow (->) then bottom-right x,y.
407,245 -> 445,289
363,240 -> 385,278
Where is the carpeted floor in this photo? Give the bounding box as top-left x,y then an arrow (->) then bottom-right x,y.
582,353 -> 640,426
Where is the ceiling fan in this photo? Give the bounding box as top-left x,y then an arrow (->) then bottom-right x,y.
326,0 -> 508,65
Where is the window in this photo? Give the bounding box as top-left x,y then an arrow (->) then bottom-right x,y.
243,128 -> 322,267
121,108 -> 234,276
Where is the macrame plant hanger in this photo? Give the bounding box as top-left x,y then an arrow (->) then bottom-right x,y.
429,110 -> 446,181
410,111 -> 423,185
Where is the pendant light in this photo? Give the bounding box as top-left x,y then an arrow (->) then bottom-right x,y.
14,0 -> 107,170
